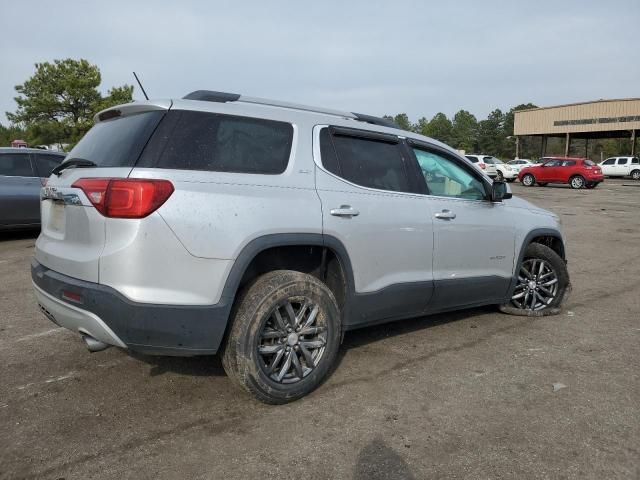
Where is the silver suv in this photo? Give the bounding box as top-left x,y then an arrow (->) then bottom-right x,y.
32,91 -> 570,403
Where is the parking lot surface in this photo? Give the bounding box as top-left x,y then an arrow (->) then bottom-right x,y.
1,180 -> 639,479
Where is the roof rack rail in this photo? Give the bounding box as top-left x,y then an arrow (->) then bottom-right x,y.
181,90 -> 402,130
351,113 -> 399,129
183,90 -> 241,103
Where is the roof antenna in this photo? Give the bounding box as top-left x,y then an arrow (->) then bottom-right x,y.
133,71 -> 149,100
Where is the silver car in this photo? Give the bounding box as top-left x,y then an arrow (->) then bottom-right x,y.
31,91 -> 570,403
0,148 -> 65,230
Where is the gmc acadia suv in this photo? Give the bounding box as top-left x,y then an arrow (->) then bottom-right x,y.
32,91 -> 570,403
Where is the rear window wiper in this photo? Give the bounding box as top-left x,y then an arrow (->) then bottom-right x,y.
52,158 -> 98,176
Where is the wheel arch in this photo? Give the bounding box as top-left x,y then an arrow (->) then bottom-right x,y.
220,233 -> 356,318
507,228 -> 566,299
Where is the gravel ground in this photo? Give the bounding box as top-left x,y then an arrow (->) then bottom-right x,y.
1,179 -> 639,479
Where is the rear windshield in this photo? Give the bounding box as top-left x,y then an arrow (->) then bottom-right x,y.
65,111 -> 164,167
584,160 -> 596,166
138,110 -> 294,174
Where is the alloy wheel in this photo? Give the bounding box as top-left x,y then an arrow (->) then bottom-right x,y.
523,175 -> 534,186
257,299 -> 327,384
631,170 -> 640,180
570,176 -> 584,189
510,258 -> 559,311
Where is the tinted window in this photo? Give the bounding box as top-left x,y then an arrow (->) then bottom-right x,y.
544,160 -> 561,167
632,158 -> 639,164
319,128 -> 340,176
141,110 -> 293,174
67,111 -> 164,167
465,156 -> 479,163
584,160 -> 596,166
34,154 -> 64,177
328,134 -> 410,193
0,153 -> 35,177
482,156 -> 496,164
561,160 -> 576,166
603,158 -> 616,165
618,158 -> 628,165
413,148 -> 486,200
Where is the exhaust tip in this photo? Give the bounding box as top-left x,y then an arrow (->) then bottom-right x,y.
82,334 -> 111,353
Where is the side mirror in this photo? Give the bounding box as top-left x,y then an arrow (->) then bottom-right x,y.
491,180 -> 512,202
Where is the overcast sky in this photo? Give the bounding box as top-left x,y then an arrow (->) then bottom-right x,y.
1,0 -> 638,125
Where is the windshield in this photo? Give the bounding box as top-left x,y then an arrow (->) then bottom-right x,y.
65,111 -> 164,167
482,156 -> 497,164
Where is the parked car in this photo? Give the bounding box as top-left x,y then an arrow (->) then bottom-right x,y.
464,154 -> 498,178
0,148 -> 65,230
507,159 -> 537,174
489,158 -> 517,182
519,157 -> 603,189
32,91 -> 570,403
599,156 -> 640,180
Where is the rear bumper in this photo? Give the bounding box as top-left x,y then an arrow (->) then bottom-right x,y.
31,259 -> 231,356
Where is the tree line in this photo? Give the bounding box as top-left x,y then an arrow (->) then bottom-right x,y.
0,58 -> 631,160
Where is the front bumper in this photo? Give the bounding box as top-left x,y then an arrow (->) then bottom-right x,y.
31,259 -> 232,356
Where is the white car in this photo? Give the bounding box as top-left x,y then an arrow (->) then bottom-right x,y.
490,158 -> 517,182
507,159 -> 537,174
465,154 -> 498,178
599,156 -> 640,180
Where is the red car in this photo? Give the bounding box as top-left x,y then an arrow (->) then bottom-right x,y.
519,157 -> 604,189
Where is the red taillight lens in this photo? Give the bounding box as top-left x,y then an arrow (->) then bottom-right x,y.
72,178 -> 174,218
479,163 -> 486,169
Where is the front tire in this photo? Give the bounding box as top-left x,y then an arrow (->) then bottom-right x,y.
222,270 -> 341,404
501,243 -> 569,314
522,174 -> 536,186
570,175 -> 585,189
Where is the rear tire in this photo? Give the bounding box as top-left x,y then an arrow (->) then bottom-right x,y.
570,175 -> 585,189
222,270 -> 341,404
631,169 -> 640,180
522,174 -> 536,186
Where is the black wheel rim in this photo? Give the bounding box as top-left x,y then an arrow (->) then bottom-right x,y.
257,298 -> 327,384
510,258 -> 559,311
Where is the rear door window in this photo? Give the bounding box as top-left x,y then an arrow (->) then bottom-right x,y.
34,153 -> 65,177
618,158 -> 628,165
140,110 -> 293,174
561,160 -> 576,166
65,111 -> 165,167
321,129 -> 411,193
0,153 -> 35,177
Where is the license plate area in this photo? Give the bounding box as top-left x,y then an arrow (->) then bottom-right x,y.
46,200 -> 66,237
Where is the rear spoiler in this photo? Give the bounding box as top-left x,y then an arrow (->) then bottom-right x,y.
93,100 -> 173,123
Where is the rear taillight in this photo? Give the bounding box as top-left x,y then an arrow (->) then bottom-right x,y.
479,163 -> 486,169
72,178 -> 174,218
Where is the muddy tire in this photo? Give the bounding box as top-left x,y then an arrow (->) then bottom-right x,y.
222,270 -> 341,404
500,243 -> 570,316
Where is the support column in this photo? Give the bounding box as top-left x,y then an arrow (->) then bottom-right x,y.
585,138 -> 589,158
564,133 -> 571,157
515,136 -> 520,159
632,129 -> 636,156
541,135 -> 547,158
